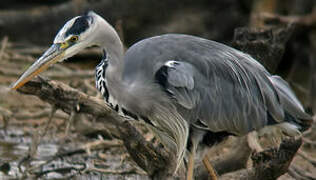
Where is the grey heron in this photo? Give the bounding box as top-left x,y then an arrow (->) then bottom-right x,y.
11,11 -> 312,180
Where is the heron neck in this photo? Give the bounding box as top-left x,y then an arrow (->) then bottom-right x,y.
100,35 -> 124,80
96,17 -> 125,79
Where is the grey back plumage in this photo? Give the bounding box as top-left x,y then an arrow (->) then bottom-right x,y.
121,34 -> 311,136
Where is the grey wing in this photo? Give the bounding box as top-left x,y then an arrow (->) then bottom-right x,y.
155,58 -> 284,135
155,60 -> 198,109
165,61 -> 194,90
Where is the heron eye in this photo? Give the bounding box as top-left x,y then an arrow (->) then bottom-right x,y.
70,36 -> 78,42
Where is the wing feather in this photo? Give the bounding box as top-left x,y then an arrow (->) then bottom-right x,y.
155,60 -> 198,109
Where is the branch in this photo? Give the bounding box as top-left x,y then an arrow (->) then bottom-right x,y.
260,9 -> 316,28
17,77 -> 176,179
194,136 -> 252,179
220,138 -> 302,180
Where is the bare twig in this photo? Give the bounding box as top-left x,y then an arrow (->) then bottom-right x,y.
29,131 -> 41,158
0,106 -> 12,132
289,165 -> 316,180
14,108 -> 67,120
65,110 -> 77,137
41,105 -> 57,137
85,166 -> 146,175
259,8 -> 316,27
82,139 -> 122,155
302,137 -> 316,148
19,130 -> 42,178
298,150 -> 316,167
0,36 -> 8,61
302,123 -> 314,136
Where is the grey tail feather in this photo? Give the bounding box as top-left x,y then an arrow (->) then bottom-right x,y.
284,111 -> 312,132
269,75 -> 313,132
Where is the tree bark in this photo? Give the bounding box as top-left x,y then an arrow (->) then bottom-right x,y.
220,138 -> 302,180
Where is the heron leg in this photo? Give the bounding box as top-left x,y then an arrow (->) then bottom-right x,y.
186,145 -> 196,180
202,154 -> 217,180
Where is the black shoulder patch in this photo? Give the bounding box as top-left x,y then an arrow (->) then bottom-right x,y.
65,16 -> 91,36
155,65 -> 169,89
155,65 -> 174,97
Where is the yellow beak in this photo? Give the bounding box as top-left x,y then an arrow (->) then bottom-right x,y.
11,44 -> 65,90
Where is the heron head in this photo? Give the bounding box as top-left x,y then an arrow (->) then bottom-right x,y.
11,11 -> 104,90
